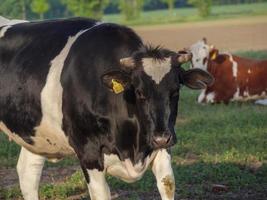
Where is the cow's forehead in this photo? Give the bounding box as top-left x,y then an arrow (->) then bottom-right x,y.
142,57 -> 172,84
190,40 -> 209,58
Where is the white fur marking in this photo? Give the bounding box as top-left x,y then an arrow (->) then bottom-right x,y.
104,152 -> 157,183
34,29 -> 88,156
198,89 -> 206,103
226,53 -> 238,78
87,169 -> 111,200
0,25 -> 11,38
248,69 -> 251,74
206,92 -> 215,103
17,147 -> 45,200
0,17 -> 28,38
233,87 -> 240,99
143,57 -> 172,84
1,23 -> 104,157
152,149 -> 175,200
232,88 -> 267,102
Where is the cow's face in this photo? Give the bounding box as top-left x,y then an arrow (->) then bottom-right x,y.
189,38 -> 218,70
102,47 -> 213,149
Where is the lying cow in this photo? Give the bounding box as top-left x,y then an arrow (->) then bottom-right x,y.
0,18 -> 213,200
189,38 -> 267,104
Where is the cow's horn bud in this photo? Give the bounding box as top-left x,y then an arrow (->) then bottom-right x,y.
120,57 -> 136,69
177,51 -> 192,63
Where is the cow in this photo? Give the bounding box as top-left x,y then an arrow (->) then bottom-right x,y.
0,18 -> 213,200
189,38 -> 267,104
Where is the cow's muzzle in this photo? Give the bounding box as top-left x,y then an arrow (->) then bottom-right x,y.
152,132 -> 173,149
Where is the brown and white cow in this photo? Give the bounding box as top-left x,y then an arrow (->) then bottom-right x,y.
189,38 -> 267,104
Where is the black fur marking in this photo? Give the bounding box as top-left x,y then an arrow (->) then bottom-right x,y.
0,18 -> 98,144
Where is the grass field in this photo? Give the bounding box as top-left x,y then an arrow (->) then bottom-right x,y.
0,50 -> 267,199
103,2 -> 267,26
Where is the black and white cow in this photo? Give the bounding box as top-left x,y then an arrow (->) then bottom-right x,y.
0,17 -> 213,200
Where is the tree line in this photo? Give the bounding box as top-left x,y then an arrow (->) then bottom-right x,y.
0,0 -> 265,21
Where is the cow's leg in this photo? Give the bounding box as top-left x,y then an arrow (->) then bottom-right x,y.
85,169 -> 111,200
17,147 -> 45,200
152,149 -> 175,200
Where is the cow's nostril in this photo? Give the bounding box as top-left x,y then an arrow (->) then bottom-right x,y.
152,134 -> 172,148
166,134 -> 172,144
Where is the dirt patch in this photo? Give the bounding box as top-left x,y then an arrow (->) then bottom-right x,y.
0,165 -> 80,189
134,16 -> 267,52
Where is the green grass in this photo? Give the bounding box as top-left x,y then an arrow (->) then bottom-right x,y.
1,50 -> 267,199
103,2 -> 267,26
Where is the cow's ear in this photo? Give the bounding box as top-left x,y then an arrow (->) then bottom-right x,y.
181,68 -> 214,89
101,70 -> 131,94
209,48 -> 218,60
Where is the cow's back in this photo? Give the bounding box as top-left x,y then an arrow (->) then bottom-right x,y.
233,55 -> 267,98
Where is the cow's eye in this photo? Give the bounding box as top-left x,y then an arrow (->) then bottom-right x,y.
136,89 -> 146,100
196,58 -> 200,62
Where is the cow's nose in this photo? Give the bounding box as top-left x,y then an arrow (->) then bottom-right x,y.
152,134 -> 172,149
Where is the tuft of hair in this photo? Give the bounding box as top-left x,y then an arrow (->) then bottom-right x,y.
133,44 -> 176,62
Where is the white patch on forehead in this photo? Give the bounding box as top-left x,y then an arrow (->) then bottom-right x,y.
189,40 -> 209,70
248,69 -> 251,74
142,57 -> 172,84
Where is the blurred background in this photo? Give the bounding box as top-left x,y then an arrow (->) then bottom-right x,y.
1,0 -> 267,51
1,1 -> 267,200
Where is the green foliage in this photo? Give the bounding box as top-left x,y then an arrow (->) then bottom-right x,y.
31,0 -> 50,19
0,0 -> 30,19
61,0 -> 109,20
160,0 -> 175,11
188,0 -> 212,17
119,0 -> 144,20
104,2 -> 267,26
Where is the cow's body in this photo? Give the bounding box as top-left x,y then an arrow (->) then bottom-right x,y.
0,18 -> 100,159
0,18 -> 212,200
189,39 -> 267,104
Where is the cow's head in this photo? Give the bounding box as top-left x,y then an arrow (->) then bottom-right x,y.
189,38 -> 219,70
101,46 -> 213,149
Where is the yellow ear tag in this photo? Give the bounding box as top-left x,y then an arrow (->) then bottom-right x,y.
211,52 -> 217,60
112,79 -> 124,94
